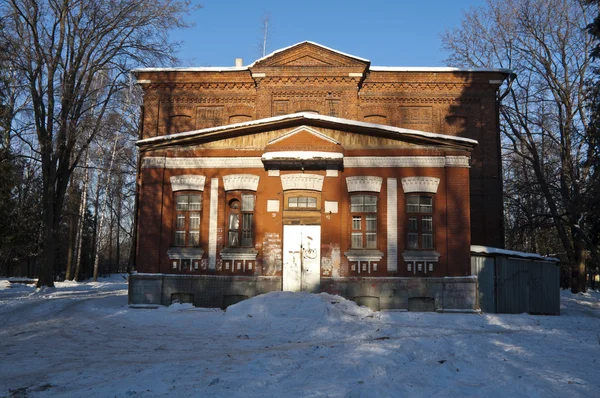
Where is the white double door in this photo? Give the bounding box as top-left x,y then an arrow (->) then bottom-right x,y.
282,225 -> 321,293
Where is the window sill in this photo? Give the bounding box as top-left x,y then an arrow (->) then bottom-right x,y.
167,247 -> 204,259
402,250 -> 440,262
344,249 -> 384,262
220,247 -> 258,260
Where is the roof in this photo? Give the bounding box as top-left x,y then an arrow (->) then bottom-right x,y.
247,40 -> 371,67
370,66 -> 512,74
131,41 -> 512,75
471,245 -> 560,262
136,112 -> 478,148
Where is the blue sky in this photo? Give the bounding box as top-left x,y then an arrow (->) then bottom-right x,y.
170,0 -> 486,67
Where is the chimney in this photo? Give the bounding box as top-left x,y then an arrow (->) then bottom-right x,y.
235,58 -> 243,67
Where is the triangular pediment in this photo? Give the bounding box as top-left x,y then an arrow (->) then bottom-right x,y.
251,41 -> 370,68
267,126 -> 341,151
138,113 -> 477,152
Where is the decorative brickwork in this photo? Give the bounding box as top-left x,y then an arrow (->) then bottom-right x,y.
132,42 -> 507,308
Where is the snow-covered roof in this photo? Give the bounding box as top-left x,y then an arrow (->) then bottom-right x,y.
247,40 -> 371,66
131,65 -> 512,75
131,66 -> 247,73
471,245 -> 560,262
136,112 -> 479,147
370,66 -> 512,74
131,42 -> 512,75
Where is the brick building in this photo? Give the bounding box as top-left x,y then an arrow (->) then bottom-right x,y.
129,42 -> 510,311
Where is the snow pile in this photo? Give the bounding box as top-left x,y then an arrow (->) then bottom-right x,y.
1,277 -> 599,397
225,291 -> 372,323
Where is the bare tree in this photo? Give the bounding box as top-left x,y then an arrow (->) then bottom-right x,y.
0,0 -> 197,286
442,0 -> 599,292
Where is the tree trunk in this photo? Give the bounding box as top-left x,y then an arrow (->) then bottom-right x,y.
65,208 -> 76,280
92,137 -> 118,281
74,150 -> 90,282
571,233 -> 587,293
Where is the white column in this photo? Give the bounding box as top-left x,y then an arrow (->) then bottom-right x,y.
387,178 -> 398,272
208,178 -> 219,270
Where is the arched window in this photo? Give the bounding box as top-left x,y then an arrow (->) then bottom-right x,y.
227,194 -> 255,247
406,195 -> 434,249
174,192 -> 202,247
350,194 -> 378,249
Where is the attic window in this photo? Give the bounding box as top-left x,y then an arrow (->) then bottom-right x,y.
288,196 -> 317,209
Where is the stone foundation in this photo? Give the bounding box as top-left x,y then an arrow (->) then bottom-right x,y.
129,274 -> 478,312
129,273 -> 282,308
320,276 -> 478,311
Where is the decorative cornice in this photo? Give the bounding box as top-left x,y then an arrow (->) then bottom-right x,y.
346,176 -> 383,193
142,156 -> 470,169
445,156 -> 471,167
361,82 -> 489,91
170,175 -> 206,192
142,157 -> 166,168
142,157 -> 264,169
149,82 -> 255,91
258,76 -> 362,85
280,174 -> 324,191
344,250 -> 384,262
167,247 -> 205,260
402,250 -> 441,262
359,96 -> 481,105
158,97 -> 256,105
344,156 -> 470,168
273,91 -> 342,99
223,174 -> 260,191
401,177 -> 440,194
344,157 -> 445,168
220,248 -> 259,261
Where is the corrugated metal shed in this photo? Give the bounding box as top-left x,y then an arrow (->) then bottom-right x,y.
471,246 -> 560,315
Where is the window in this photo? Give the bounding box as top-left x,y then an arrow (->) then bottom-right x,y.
350,195 -> 378,249
174,193 -> 202,247
288,196 -> 317,209
227,194 -> 255,247
406,195 -> 434,250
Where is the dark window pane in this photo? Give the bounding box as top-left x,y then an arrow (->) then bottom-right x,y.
351,233 -> 363,249
408,233 -> 419,249
176,195 -> 189,211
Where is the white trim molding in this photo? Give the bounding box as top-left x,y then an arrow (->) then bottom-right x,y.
167,247 -> 204,260
142,155 -> 470,169
445,156 -> 471,168
344,250 -> 384,262
223,174 -> 260,191
208,178 -> 219,270
142,157 -> 166,168
401,177 -> 440,194
402,250 -> 441,262
220,247 -> 259,261
142,157 -> 263,169
170,175 -> 206,192
280,174 -> 324,191
387,178 -> 398,272
346,176 -> 383,193
343,156 -> 470,168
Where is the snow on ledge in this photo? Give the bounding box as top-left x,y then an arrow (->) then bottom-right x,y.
370,66 -> 512,74
262,151 -> 344,161
471,245 -> 560,262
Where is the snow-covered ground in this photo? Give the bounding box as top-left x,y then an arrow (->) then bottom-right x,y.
1,276 -> 599,397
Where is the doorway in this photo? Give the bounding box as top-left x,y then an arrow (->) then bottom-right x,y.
282,225 -> 321,292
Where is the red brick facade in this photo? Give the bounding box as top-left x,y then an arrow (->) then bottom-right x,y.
133,42 -> 508,286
